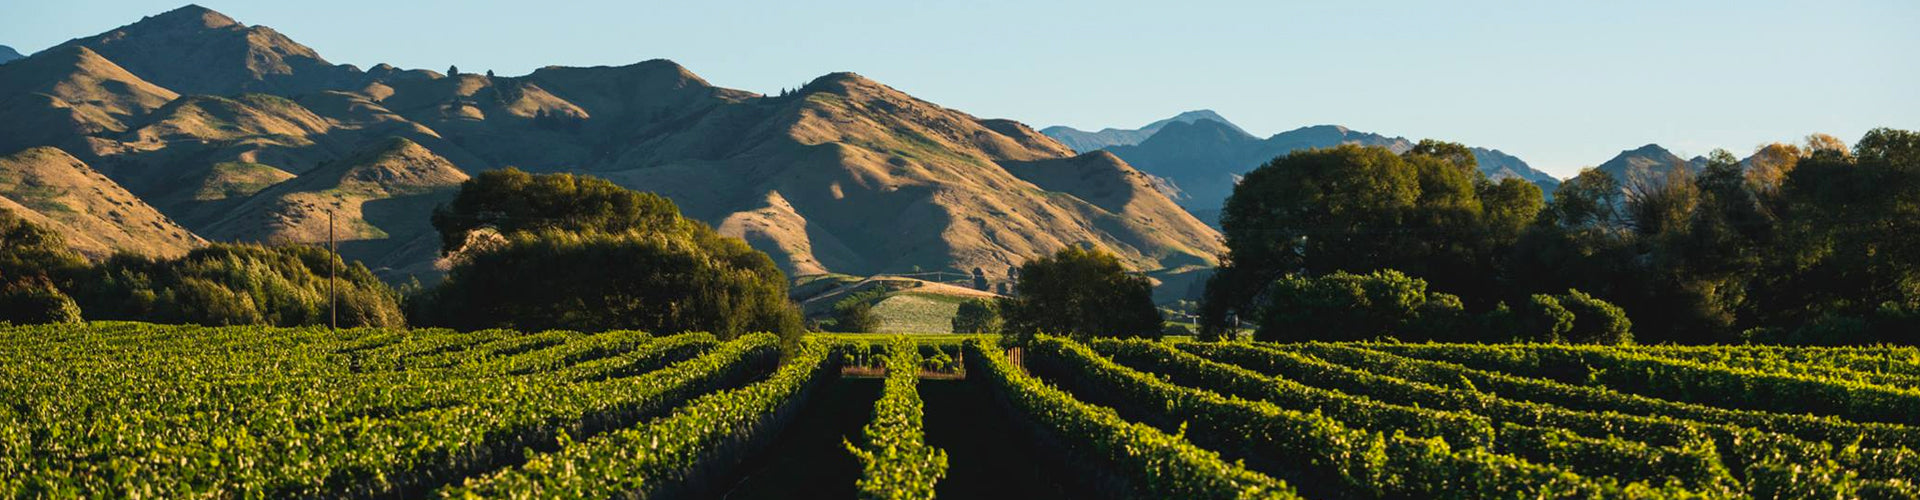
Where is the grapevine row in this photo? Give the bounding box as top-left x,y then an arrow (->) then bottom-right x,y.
961,339 -> 1297,499
847,339 -> 949,499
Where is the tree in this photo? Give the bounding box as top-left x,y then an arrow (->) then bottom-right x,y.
1202,142 -> 1545,336
485,69 -> 495,78
418,170 -> 803,340
1756,128 -> 1920,340
72,244 -> 405,328
831,297 -> 880,333
999,246 -> 1161,341
1407,138 -> 1478,173
1514,294 -> 1576,343
448,65 -> 460,76
0,277 -> 81,325
432,168 -> 685,254
0,208 -> 87,285
971,267 -> 988,291
1556,289 -> 1633,345
951,298 -> 1002,333
416,229 -> 802,339
1251,269 -> 1465,343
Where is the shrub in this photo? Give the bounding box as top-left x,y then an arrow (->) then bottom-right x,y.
73,243 -> 404,328
417,229 -> 802,339
0,208 -> 88,283
832,298 -> 880,333
1516,294 -> 1576,343
999,246 -> 1161,340
0,277 -> 81,324
951,298 -> 1001,333
420,170 -> 803,341
1508,290 -> 1632,345
431,168 -> 686,255
1253,269 -> 1464,343
1557,289 -> 1633,344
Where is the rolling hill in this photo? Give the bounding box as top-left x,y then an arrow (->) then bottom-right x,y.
0,46 -> 21,65
0,147 -> 203,258
0,4 -> 1222,282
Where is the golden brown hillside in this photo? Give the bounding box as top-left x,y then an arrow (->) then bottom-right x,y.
0,46 -> 178,153
0,5 -> 1224,282
45,5 -> 368,96
0,147 -> 203,258
197,138 -> 468,278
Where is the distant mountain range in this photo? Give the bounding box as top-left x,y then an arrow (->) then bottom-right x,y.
1592,144 -> 1708,188
0,46 -> 22,65
0,5 -> 1221,282
1043,112 -> 1563,224
1041,110 -> 1246,153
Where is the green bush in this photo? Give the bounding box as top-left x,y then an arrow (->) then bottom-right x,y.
431,168 -> 685,254
417,229 -> 801,339
420,170 -> 803,341
1517,294 -> 1576,342
74,243 -> 404,328
832,298 -> 880,333
999,246 -> 1162,340
1253,269 -> 1465,343
950,298 -> 1002,334
1558,289 -> 1633,344
0,277 -> 81,324
1507,290 -> 1632,345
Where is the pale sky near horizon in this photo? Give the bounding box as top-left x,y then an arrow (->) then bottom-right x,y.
5,0 -> 1916,178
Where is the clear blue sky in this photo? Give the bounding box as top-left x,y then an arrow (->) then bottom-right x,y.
6,0 -> 1916,177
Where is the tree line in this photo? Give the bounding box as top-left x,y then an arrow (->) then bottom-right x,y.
1202,128 -> 1920,346
6,127 -> 1914,347
0,168 -> 803,345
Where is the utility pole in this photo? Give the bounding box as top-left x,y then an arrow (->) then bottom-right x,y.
329,209 -> 337,330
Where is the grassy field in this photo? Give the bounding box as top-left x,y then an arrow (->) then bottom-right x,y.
870,292 -> 973,333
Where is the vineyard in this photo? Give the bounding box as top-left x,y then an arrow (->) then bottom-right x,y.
4,323 -> 1920,499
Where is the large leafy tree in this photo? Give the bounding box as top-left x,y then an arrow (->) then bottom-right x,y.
417,170 -> 803,340
951,298 -> 1002,334
432,168 -> 685,254
1000,246 -> 1161,341
1202,141 -> 1544,336
0,208 -> 88,285
1752,128 -> 1920,344
0,209 -> 86,326
415,229 -> 801,338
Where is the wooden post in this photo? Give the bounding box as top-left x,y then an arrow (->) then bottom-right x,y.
329,209 -> 337,330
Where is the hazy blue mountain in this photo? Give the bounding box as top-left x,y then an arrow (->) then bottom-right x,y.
0,45 -> 22,65
1040,109 -> 1246,152
1061,111 -> 1564,225
1104,122 -> 1411,223
1476,148 -> 1562,192
1592,144 -> 1705,188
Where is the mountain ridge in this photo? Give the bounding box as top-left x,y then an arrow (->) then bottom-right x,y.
1048,112 -> 1565,224
0,5 -> 1222,283
1591,143 -> 1707,188
1041,109 -> 1245,152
